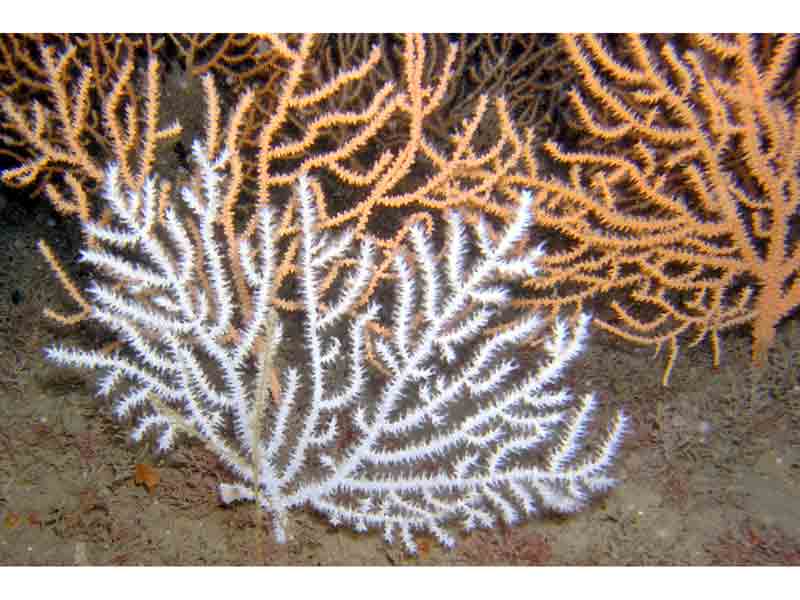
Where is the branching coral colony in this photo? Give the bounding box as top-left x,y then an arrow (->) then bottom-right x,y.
45,142 -> 625,552
521,34 -> 800,383
40,95 -> 625,555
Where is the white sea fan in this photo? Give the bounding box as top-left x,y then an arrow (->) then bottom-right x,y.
45,139 -> 626,554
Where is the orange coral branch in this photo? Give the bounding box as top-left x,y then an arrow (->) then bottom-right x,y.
523,34 -> 800,381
